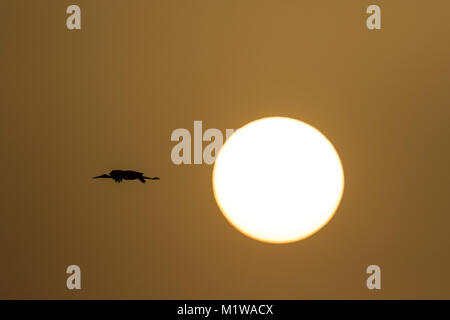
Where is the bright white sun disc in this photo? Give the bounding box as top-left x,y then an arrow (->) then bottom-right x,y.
212,117 -> 344,243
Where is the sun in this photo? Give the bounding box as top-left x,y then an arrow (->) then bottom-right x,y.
212,117 -> 344,244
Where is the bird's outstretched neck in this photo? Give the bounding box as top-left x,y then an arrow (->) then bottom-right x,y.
93,174 -> 111,179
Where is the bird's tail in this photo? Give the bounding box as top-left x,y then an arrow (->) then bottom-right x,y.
142,176 -> 160,181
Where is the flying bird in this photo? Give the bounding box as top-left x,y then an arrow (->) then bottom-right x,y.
93,170 -> 160,183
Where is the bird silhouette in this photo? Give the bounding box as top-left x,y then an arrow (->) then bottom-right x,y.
93,170 -> 160,183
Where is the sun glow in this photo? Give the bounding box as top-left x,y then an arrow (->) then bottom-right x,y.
212,117 -> 344,243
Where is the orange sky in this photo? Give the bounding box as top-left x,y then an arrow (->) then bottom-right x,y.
1,0 -> 449,299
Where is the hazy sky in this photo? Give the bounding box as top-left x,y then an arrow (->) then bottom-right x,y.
1,0 -> 449,299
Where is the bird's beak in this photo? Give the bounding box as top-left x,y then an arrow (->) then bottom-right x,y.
93,174 -> 109,179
